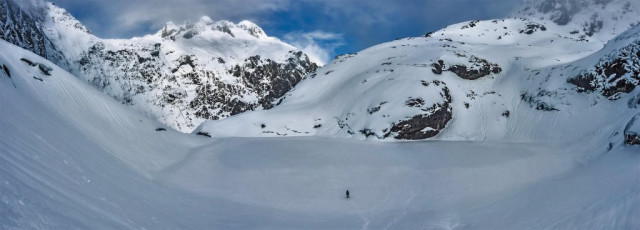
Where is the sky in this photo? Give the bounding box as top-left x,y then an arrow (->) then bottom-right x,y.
49,0 -> 523,65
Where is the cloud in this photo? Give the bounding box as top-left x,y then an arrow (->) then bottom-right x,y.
50,0 -> 292,38
283,31 -> 344,65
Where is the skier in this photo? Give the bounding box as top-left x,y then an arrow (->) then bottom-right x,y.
346,189 -> 350,199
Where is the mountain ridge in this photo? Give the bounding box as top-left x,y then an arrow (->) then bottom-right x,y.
1,0 -> 319,132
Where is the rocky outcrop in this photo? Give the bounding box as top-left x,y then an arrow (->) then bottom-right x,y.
432,56 -> 502,80
624,115 -> 640,146
568,41 -> 640,99
626,133 -> 640,145
227,52 -> 318,109
519,22 -> 547,34
390,84 -> 452,140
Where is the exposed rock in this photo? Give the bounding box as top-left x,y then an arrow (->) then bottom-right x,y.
447,56 -> 502,80
502,110 -> 510,118
521,92 -> 560,111
1,64 -> 10,77
225,51 -> 318,109
196,131 -> 211,137
359,129 -> 376,138
519,22 -> 547,34
38,63 -> 52,76
568,41 -> 640,99
390,86 -> 452,140
20,58 -> 35,66
624,115 -> 640,146
431,60 -> 444,74
367,101 -> 387,114
405,98 -> 426,107
625,133 -> 640,145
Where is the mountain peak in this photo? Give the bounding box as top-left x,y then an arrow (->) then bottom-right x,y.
159,18 -> 268,40
45,1 -> 91,34
238,20 -> 267,38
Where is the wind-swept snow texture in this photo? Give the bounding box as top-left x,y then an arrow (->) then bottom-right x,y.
1,39 -> 640,229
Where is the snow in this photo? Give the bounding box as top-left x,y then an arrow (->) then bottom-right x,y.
2,0 -> 640,228
1,39 -> 640,229
195,18 -> 639,143
33,2 -> 316,132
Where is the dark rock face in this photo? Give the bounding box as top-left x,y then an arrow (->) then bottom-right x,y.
431,57 -> 501,80
625,133 -> 640,145
521,92 -> 560,111
196,131 -> 211,137
0,0 -> 70,70
390,85 -> 453,140
568,41 -> 640,99
226,51 -> 318,109
519,22 -> 547,34
80,42 -> 165,104
624,115 -> 640,146
447,56 -> 502,80
431,60 -> 444,74
1,64 -> 10,77
20,58 -> 53,76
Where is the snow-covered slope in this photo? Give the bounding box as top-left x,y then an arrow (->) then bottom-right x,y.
1,0 -> 318,132
0,0 -> 70,70
197,17 -> 639,146
2,0 -> 640,229
2,39 -> 640,229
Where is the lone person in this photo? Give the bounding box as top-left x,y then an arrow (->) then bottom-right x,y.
346,189 -> 350,199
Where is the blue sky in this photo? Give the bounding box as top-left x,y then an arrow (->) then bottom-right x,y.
49,0 -> 523,64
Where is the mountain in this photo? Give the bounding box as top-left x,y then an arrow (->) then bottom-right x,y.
513,0 -> 640,41
2,38 -> 640,229
2,0 -> 640,229
0,0 -> 318,132
197,10 -> 640,146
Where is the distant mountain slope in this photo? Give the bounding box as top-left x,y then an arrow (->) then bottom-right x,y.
513,0 -> 640,42
0,0 -> 319,132
197,17 -> 640,146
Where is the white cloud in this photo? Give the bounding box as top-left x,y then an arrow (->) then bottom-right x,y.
51,0 -> 291,38
283,31 -> 343,65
